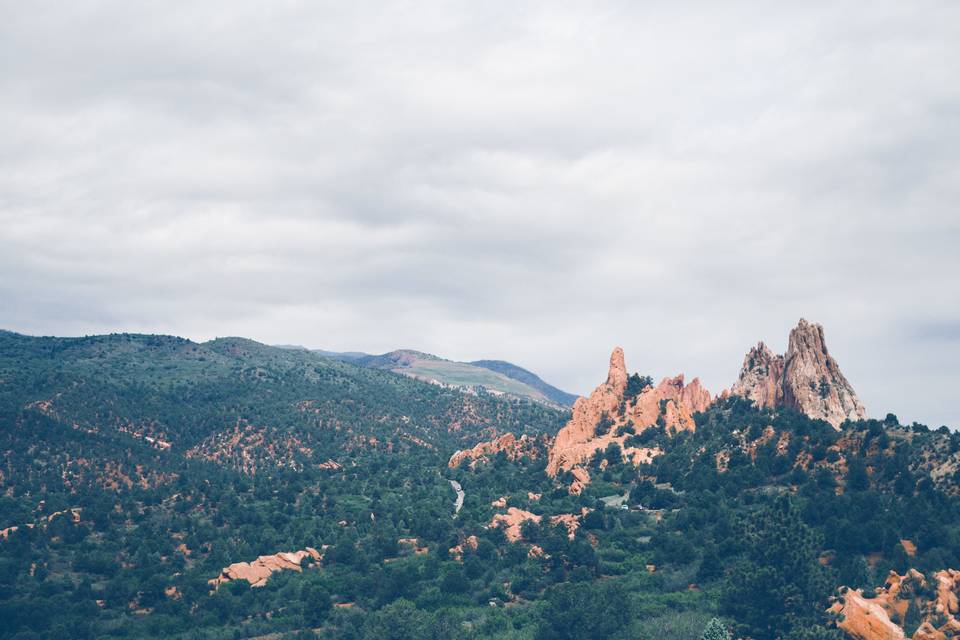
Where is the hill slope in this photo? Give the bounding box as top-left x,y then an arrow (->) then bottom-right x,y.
468,359 -> 578,407
0,331 -> 568,470
318,348 -> 577,408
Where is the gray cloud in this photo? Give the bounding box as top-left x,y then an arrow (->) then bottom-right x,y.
2,1 -> 959,427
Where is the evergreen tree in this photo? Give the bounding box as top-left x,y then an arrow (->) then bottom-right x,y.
700,617 -> 732,640
721,496 -> 833,639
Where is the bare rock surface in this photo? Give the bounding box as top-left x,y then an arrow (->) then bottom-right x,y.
209,547 -> 322,589
829,568 -> 960,640
730,319 -> 866,428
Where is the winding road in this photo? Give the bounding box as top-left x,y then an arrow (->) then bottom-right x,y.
449,479 -> 465,515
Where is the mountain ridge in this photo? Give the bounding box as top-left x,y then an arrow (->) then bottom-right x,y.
314,347 -> 577,408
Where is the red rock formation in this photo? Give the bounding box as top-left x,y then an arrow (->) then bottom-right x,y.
545,347 -> 710,489
490,508 -> 541,542
550,509 -> 588,540
730,319 -> 866,428
901,539 -> 918,558
829,569 -> 960,640
448,535 -> 479,560
830,588 -> 906,640
448,433 -> 544,469
489,508 -> 587,543
547,348 -> 628,479
783,319 -> 866,427
209,547 -> 322,589
569,467 -> 591,495
731,342 -> 784,409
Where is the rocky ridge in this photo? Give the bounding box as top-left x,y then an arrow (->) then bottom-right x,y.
545,347 -> 710,488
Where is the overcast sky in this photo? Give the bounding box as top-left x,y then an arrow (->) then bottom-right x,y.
2,1 -> 958,427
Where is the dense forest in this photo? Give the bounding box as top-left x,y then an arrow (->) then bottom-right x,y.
1,331 -> 958,640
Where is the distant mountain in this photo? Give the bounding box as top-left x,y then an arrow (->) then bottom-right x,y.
468,359 -> 578,407
317,348 -> 577,408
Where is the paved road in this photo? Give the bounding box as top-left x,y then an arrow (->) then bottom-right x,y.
449,479 -> 465,515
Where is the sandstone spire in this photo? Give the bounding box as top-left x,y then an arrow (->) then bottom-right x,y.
545,347 -> 710,487
729,319 -> 866,428
606,346 -> 628,390
781,318 -> 866,427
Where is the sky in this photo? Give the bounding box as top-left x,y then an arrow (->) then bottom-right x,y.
2,1 -> 959,428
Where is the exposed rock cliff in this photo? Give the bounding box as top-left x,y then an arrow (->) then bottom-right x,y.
545,347 -> 710,486
829,568 -> 960,640
730,319 -> 866,428
783,319 -> 866,427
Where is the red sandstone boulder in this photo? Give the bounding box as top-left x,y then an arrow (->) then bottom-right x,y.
829,569 -> 960,640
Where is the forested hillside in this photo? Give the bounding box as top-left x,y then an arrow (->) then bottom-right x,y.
1,330 -> 959,640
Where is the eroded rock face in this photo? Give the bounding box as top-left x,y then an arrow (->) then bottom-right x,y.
829,569 -> 960,640
783,319 -> 866,427
448,433 -> 544,469
731,342 -> 784,409
545,347 -> 710,489
209,547 -> 322,589
569,467 -> 591,495
730,319 -> 866,428
546,348 -> 629,478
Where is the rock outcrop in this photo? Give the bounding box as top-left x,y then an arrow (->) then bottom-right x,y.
730,319 -> 866,428
448,433 -> 545,469
490,508 -> 541,542
448,535 -> 479,560
545,347 -> 710,488
829,569 -> 960,640
209,548 -> 322,589
489,508 -> 588,543
569,467 -> 591,495
731,342 -> 784,409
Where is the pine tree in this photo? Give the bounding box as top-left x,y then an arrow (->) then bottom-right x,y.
700,617 -> 732,640
721,496 -> 833,639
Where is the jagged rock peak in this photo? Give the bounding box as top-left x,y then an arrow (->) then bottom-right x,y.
731,341 -> 784,410
546,347 -> 709,483
783,318 -> 866,428
730,319 -> 866,428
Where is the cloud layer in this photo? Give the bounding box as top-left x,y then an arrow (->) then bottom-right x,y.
2,1 -> 959,427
